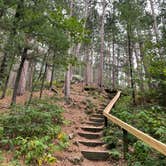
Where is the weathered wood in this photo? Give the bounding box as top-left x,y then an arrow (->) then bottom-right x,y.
103,91 -> 166,156
104,116 -> 108,127
123,129 -> 128,159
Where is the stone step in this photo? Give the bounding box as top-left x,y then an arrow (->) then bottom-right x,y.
89,117 -> 104,123
85,121 -> 104,127
78,132 -> 102,139
81,126 -> 103,132
91,114 -> 104,118
81,150 -> 109,161
93,111 -> 103,114
79,140 -> 104,147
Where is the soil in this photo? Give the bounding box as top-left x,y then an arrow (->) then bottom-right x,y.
54,84 -> 125,166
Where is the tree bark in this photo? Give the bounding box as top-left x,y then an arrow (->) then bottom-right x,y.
28,61 -> 36,104
98,1 -> 107,88
39,63 -> 47,98
64,0 -> 74,100
17,59 -> 29,96
112,36 -> 116,90
46,65 -> 52,83
0,53 -> 7,84
1,64 -> 13,99
149,0 -> 159,42
64,65 -> 71,99
127,24 -> 136,105
11,48 -> 28,105
49,53 -> 56,89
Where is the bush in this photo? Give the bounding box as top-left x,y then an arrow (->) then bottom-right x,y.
109,149 -> 121,160
0,98 -> 68,165
1,104 -> 63,138
110,96 -> 166,165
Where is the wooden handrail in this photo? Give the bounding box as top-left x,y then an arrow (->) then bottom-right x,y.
103,91 -> 166,156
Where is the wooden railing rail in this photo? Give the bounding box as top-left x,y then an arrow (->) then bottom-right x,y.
103,91 -> 166,157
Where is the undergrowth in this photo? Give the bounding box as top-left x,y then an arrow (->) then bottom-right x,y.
0,97 -> 69,166
103,95 -> 166,165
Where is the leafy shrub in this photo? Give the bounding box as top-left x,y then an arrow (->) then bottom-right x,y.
133,141 -> 151,161
107,96 -> 166,164
102,125 -> 121,149
14,136 -> 57,165
109,149 -> 121,160
1,104 -> 63,138
0,98 -> 68,165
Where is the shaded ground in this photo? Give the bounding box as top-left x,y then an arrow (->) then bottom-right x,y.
0,90 -> 54,111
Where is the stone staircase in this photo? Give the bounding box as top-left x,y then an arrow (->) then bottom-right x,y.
77,108 -> 110,161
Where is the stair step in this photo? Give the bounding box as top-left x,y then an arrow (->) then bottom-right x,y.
96,110 -> 103,112
81,150 -> 109,161
89,117 -> 104,123
91,114 -> 104,118
81,126 -> 103,132
78,132 -> 102,139
85,122 -> 104,127
79,140 -> 104,147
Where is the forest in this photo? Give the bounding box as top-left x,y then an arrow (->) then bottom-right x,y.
0,0 -> 165,166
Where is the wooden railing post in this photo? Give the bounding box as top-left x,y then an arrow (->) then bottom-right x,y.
104,116 -> 108,127
123,129 -> 128,159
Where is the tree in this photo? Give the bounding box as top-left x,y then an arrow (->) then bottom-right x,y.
98,0 -> 107,88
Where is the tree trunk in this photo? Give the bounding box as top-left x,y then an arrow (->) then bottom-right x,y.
116,48 -> 120,87
134,44 -> 145,92
28,61 -> 36,104
85,49 -> 91,86
0,60 -> 14,99
139,41 -> 152,90
149,0 -> 159,42
46,65 -> 52,83
127,24 -> 136,105
11,48 -> 28,105
64,65 -> 71,98
26,59 -> 34,91
112,37 -> 116,90
0,53 -> 7,84
39,63 -> 47,98
98,1 -> 107,88
17,59 -> 29,96
64,0 -> 73,100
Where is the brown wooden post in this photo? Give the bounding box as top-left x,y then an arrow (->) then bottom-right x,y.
123,129 -> 128,159
104,116 -> 108,127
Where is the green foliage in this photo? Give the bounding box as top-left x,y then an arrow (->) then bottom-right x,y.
14,136 -> 57,165
0,150 -> 4,163
84,99 -> 97,114
149,59 -> 166,106
102,126 -> 118,149
0,98 -> 68,165
1,104 -> 63,138
109,149 -> 121,160
127,141 -> 166,166
133,141 -> 151,161
107,96 -> 166,164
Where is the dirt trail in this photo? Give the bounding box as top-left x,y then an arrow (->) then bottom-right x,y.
54,84 -> 114,166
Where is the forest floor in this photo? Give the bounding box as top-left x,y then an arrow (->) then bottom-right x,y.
0,83 -> 125,166
54,84 -> 114,166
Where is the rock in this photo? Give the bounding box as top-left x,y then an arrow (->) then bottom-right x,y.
68,155 -> 84,165
69,133 -> 74,140
73,141 -> 79,146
